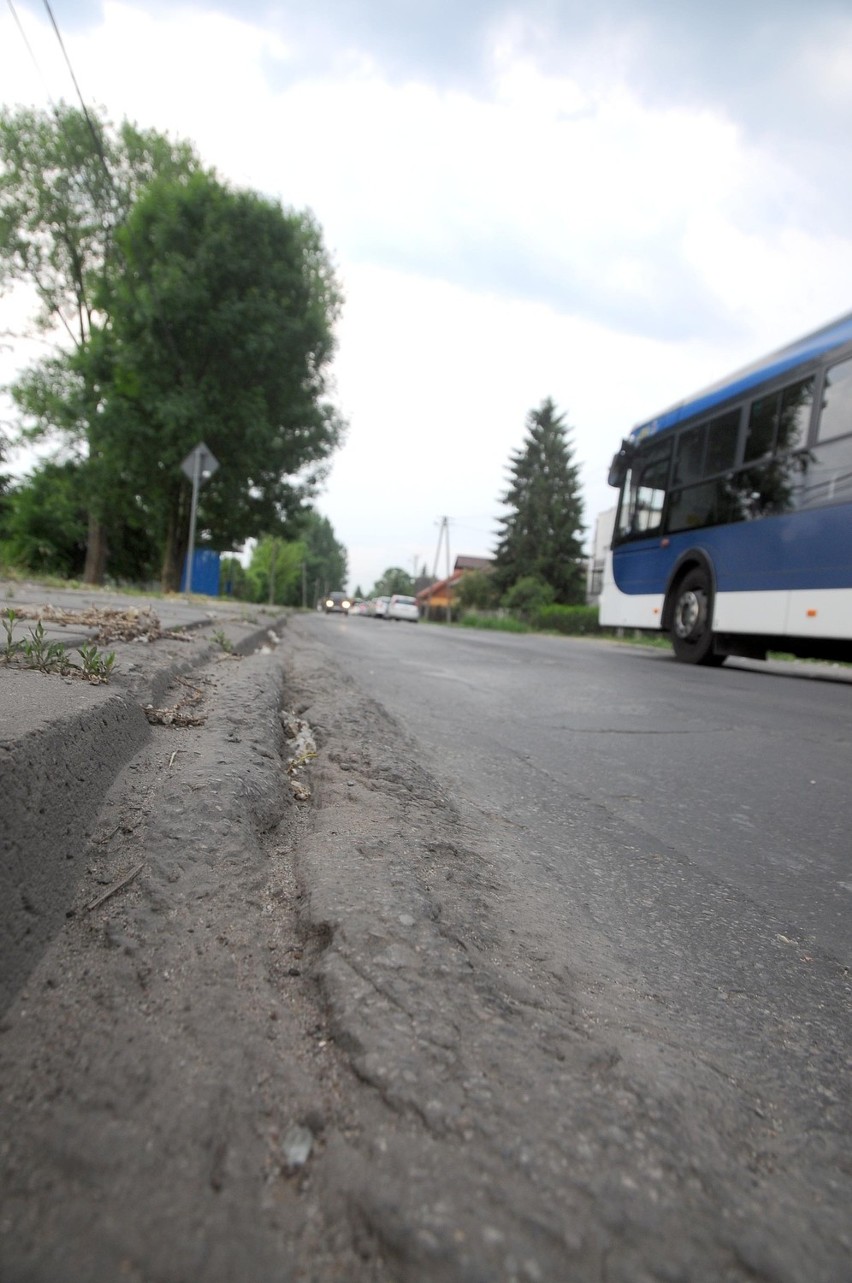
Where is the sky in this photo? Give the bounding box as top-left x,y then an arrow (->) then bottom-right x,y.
1,0 -> 852,593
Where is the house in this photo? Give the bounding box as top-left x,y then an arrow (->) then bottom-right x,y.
416,555 -> 493,616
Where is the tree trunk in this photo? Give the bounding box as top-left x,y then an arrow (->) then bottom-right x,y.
160,501 -> 188,594
83,513 -> 108,585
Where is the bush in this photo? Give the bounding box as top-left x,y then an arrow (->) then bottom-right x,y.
460,613 -> 528,633
533,603 -> 602,635
501,576 -> 555,620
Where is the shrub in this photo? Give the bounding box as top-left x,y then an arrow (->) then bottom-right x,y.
460,613 -> 528,633
533,603 -> 602,635
501,576 -> 555,620
533,605 -> 597,636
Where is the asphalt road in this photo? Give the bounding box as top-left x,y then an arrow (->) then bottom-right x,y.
309,614 -> 852,966
291,613 -> 852,1278
4,602 -> 850,1280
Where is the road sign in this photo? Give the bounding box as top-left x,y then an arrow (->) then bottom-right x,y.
182,443 -> 220,594
181,442 -> 219,483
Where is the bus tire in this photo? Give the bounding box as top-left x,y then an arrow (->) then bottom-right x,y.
669,568 -> 726,666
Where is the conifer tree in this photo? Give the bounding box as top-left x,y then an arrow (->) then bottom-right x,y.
493,398 -> 586,603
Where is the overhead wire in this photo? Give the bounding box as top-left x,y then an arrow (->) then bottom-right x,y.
5,0 -> 193,424
6,0 -> 55,103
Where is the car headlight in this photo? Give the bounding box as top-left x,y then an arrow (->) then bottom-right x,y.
325,599 -> 333,608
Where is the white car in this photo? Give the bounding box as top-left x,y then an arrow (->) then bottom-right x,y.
374,595 -> 391,618
386,594 -> 419,623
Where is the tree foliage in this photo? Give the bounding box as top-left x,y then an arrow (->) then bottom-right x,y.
0,458 -> 159,581
0,103 -> 203,580
492,398 -> 586,604
0,103 -> 201,350
86,171 -> 346,589
371,567 -> 413,597
245,537 -> 305,606
217,510 -> 347,607
501,574 -> 555,619
454,569 -> 499,611
1,106 -> 346,591
299,509 -> 348,603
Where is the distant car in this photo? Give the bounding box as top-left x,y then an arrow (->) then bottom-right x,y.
387,594 -> 419,623
324,591 -> 351,614
374,596 -> 391,618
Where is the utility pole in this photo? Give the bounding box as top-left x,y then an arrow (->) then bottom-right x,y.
429,517 -> 451,624
268,539 -> 278,605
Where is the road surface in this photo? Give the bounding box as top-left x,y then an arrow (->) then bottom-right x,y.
2,606 -> 849,1282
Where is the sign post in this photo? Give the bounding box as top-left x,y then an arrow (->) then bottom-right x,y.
181,443 -> 219,593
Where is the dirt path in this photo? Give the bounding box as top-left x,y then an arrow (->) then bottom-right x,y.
1,619 -> 848,1282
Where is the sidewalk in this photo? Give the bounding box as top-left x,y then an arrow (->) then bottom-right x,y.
0,579 -> 288,1013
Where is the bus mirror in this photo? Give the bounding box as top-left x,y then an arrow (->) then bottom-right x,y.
608,441 -> 633,488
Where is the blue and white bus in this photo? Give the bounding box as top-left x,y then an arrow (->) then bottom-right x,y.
599,311 -> 852,665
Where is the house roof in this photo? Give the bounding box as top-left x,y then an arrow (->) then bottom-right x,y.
454,555 -> 492,572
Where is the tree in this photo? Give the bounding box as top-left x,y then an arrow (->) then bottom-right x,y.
87,171 -> 345,589
371,567 -> 413,596
502,575 -> 555,620
299,510 -> 347,603
455,569 -> 499,611
492,398 -> 586,604
246,536 -> 305,606
1,458 -> 159,581
0,103 -> 203,581
1,460 -> 87,577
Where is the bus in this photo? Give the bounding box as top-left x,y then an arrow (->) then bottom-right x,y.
599,311 -> 852,665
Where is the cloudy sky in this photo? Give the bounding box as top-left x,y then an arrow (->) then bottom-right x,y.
2,0 -> 852,593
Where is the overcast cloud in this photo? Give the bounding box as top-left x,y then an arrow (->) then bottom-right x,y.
2,0 -> 851,592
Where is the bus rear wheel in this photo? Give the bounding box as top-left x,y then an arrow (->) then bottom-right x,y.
669,569 -> 726,666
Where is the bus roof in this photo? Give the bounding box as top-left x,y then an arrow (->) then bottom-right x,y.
629,309 -> 852,445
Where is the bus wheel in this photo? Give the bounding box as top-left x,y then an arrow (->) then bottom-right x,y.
669,569 -> 726,666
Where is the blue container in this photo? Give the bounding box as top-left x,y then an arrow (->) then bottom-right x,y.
181,549 -> 220,596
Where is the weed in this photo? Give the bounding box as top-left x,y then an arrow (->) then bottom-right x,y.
0,610 -> 117,681
212,628 -> 234,653
2,609 -> 22,660
21,620 -> 74,673
79,643 -> 117,681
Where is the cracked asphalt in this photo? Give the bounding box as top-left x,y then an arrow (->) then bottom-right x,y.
1,600 -> 850,1282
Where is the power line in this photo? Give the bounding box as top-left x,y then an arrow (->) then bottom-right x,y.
6,0 -> 55,101
41,0 -> 111,174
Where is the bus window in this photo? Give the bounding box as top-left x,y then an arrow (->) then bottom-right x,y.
744,394 -> 777,461
817,357 -> 852,442
704,409 -> 740,475
800,360 -> 852,509
777,378 -> 814,452
673,424 -> 705,485
617,442 -> 671,539
667,480 -> 719,532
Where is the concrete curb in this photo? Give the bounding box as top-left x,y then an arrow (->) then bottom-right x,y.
0,604 -> 289,1013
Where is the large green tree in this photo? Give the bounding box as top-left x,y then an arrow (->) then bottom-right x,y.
300,510 -> 348,603
86,171 -> 345,590
492,398 -> 586,604
370,567 -> 413,597
0,103 -> 202,580
1,458 -> 159,582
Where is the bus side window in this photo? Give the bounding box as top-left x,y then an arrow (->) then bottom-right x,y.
817,357 -> 852,443
704,409 -> 740,475
800,358 -> 852,509
618,444 -> 671,538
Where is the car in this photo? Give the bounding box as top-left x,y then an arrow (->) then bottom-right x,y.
324,591 -> 351,614
374,595 -> 391,618
386,594 -> 419,623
